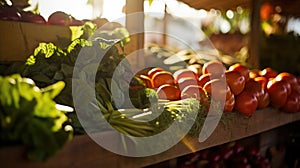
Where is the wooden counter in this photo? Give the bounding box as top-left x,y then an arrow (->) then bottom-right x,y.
1,108 -> 300,168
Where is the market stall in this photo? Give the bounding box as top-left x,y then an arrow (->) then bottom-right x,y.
1,0 -> 300,167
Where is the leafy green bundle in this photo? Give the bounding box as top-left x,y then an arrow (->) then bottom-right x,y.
0,74 -> 72,161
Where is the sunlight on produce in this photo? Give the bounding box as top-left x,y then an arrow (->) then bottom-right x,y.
182,136 -> 197,153
1,0 -> 300,167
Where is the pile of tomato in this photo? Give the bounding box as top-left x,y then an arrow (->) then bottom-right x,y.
0,6 -> 83,26
135,61 -> 300,116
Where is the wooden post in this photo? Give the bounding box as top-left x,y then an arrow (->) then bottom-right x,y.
249,0 -> 263,68
125,0 -> 145,71
162,3 -> 167,46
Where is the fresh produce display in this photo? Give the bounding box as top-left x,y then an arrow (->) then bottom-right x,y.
0,5 -> 299,163
0,22 -> 207,141
135,61 -> 300,116
177,142 -> 271,168
0,74 -> 72,161
0,2 -> 83,26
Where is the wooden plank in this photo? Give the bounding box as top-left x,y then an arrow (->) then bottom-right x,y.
248,0 -> 263,68
129,108 -> 300,167
1,108 -> 300,168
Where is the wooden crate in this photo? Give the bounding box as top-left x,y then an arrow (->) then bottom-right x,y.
0,20 -> 71,62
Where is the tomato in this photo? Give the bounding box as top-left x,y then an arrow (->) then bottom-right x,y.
281,92 -> 300,113
137,75 -> 153,88
151,71 -> 175,88
20,11 -> 46,24
187,64 -> 202,76
275,72 -> 298,91
198,73 -> 212,87
203,79 -> 231,101
244,79 -> 264,102
69,17 -> 84,26
181,85 -> 207,102
135,67 -> 153,76
173,69 -> 198,83
259,67 -> 278,80
235,91 -> 258,116
249,69 -> 260,79
258,92 -> 270,109
254,76 -> 268,90
261,2 -> 274,20
281,80 -> 292,96
48,11 -> 72,26
202,61 -> 226,78
224,92 -> 235,112
293,84 -> 300,94
147,67 -> 165,79
177,77 -> 200,90
156,84 -> 181,101
229,63 -> 250,82
225,71 -> 246,95
267,79 -> 288,108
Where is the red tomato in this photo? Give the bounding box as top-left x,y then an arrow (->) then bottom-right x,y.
281,92 -> 300,113
173,69 -> 198,83
259,67 -> 278,80
244,79 -> 264,102
151,71 -> 175,88
137,75 -> 153,88
198,73 -> 212,87
225,71 -> 246,95
281,80 -> 292,96
187,64 -> 202,76
20,11 -> 46,24
258,92 -> 270,109
229,63 -> 250,82
69,17 -> 84,26
177,77 -> 200,90
249,69 -> 260,79
181,85 -> 207,102
235,91 -> 258,116
135,67 -> 154,76
48,11 -> 72,26
156,84 -> 181,101
254,76 -> 268,90
202,61 -> 226,78
203,79 -> 231,101
267,80 -> 288,108
275,72 -> 298,91
260,2 -> 274,20
293,84 -> 300,94
147,67 -> 165,79
224,92 -> 235,112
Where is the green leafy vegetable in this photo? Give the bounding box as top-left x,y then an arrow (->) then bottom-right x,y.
0,74 -> 72,161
